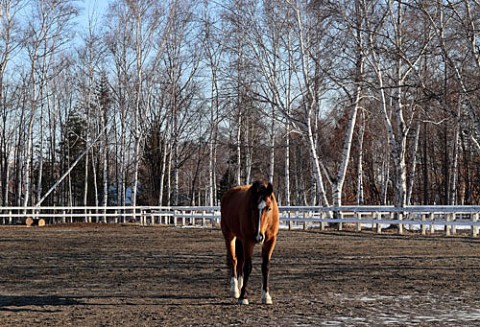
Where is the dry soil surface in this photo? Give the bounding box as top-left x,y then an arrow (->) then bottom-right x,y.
1,225 -> 480,326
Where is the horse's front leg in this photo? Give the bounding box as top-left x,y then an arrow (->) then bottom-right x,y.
261,236 -> 277,304
235,239 -> 244,294
225,236 -> 240,298
238,241 -> 254,305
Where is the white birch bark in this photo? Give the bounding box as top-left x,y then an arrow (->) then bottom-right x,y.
406,123 -> 420,205
268,104 -> 275,184
158,133 -> 168,205
236,112 -> 242,185
356,109 -> 365,205
0,1 -> 20,205
365,1 -> 432,208
330,0 -> 366,212
422,2 -> 480,149
204,25 -> 221,205
244,116 -> 251,184
292,4 -> 329,207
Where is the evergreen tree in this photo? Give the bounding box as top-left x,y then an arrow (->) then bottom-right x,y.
58,110 -> 87,205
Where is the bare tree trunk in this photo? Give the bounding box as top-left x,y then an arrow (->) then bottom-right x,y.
331,0 -> 365,213
406,123 -> 420,205
0,1 -> 22,205
356,109 -> 365,205
166,140 -> 172,206
207,54 -> 220,205
91,149 -> 98,207
172,143 -> 179,206
449,101 -> 461,205
306,113 -> 329,206
289,2 -> 329,207
268,104 -> 275,184
244,117 -> 251,184
236,112 -> 242,185
102,105 -> 109,207
158,131 -> 169,206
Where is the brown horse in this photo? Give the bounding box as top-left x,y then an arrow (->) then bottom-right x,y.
220,180 -> 280,305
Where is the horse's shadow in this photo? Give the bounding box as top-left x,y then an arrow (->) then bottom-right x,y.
0,294 -> 229,311
0,295 -> 82,312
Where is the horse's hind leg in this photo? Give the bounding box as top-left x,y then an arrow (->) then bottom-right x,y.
225,236 -> 240,298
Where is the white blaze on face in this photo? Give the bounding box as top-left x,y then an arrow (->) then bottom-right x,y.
257,200 -> 266,243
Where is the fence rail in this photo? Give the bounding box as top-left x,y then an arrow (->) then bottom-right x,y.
2,205 -> 480,237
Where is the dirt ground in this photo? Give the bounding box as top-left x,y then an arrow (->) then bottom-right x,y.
1,225 -> 480,326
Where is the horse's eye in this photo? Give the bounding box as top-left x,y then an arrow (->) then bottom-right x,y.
267,207 -> 272,212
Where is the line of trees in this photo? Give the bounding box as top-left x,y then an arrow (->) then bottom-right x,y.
1,0 -> 480,208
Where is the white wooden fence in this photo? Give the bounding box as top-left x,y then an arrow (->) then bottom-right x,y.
2,205 -> 480,237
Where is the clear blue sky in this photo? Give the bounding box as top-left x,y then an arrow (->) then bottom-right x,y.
83,0 -> 108,15
78,0 -> 109,27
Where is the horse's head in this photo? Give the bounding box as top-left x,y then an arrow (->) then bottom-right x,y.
250,180 -> 276,244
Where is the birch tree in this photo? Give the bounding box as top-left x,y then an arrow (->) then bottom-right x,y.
105,1 -> 133,206
286,0 -> 329,206
202,2 -> 224,206
77,5 -> 108,206
318,0 -> 366,211
364,1 -> 433,208
23,0 -> 78,206
0,0 -> 25,205
161,0 -> 203,205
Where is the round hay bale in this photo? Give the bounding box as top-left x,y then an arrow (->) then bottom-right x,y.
25,217 -> 35,227
25,217 -> 46,227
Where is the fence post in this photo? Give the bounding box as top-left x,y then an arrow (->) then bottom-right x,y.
320,211 -> 326,231
429,212 -> 435,234
446,214 -> 451,236
421,214 -> 426,236
288,211 -> 292,231
375,212 -> 382,234
472,213 -> 479,237
451,213 -> 456,235
398,211 -> 404,235
355,212 -> 362,232
408,212 -> 413,231
338,212 -> 343,231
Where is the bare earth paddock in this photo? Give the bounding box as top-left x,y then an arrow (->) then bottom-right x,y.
1,225 -> 480,326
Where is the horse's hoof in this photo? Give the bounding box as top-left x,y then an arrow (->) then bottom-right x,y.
262,290 -> 273,304
237,298 -> 249,305
262,297 -> 273,305
232,290 -> 240,299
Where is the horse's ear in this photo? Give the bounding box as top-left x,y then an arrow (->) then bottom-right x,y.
250,180 -> 273,199
250,181 -> 261,197
265,182 -> 273,196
